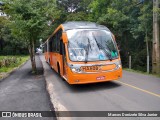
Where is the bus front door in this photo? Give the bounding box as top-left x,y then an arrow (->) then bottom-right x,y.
61,40 -> 67,80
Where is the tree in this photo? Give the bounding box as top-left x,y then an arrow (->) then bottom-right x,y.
137,1 -> 152,72
66,11 -> 88,21
88,0 -> 154,72
57,0 -> 82,12
152,0 -> 160,74
56,0 -> 92,23
3,0 -> 59,73
0,17 -> 6,52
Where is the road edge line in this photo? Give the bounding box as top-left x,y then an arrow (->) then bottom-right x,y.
117,81 -> 160,98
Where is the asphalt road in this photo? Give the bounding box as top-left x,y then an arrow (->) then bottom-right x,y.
40,55 -> 160,120
0,56 -> 56,120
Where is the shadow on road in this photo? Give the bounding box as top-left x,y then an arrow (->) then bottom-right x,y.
68,81 -> 121,93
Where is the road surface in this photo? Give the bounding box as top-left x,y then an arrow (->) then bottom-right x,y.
40,55 -> 160,120
0,56 -> 56,120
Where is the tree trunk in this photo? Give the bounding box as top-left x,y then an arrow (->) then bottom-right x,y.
146,29 -> 149,56
152,0 -> 160,74
28,39 -> 37,73
146,29 -> 149,73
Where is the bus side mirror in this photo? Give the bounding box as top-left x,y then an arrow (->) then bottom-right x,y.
62,32 -> 68,43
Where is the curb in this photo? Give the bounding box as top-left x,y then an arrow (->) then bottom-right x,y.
38,55 -> 58,120
40,57 -> 72,120
0,58 -> 29,82
40,54 -> 71,120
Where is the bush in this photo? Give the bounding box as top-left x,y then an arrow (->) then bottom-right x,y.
0,56 -> 19,67
132,49 -> 149,72
0,55 -> 29,73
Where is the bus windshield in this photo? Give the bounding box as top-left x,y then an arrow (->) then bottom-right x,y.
67,29 -> 119,62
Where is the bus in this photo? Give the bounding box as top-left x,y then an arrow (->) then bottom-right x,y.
44,21 -> 122,84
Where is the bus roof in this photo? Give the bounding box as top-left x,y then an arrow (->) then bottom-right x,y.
62,21 -> 110,32
43,21 -> 111,44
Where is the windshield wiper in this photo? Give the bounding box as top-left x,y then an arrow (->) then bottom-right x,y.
85,38 -> 91,63
92,33 -> 112,61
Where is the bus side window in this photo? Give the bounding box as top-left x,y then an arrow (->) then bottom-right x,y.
56,29 -> 62,53
56,34 -> 60,52
60,40 -> 65,55
49,38 -> 52,52
62,42 -> 66,60
60,40 -> 62,55
53,36 -> 56,52
60,38 -> 66,56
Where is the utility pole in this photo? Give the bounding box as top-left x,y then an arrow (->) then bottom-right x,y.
152,0 -> 160,74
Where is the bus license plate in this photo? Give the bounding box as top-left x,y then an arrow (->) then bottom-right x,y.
81,66 -> 100,72
96,76 -> 105,80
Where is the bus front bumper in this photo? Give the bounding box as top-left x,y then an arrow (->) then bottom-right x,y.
67,68 -> 122,84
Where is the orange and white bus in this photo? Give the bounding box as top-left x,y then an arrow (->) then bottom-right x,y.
44,21 -> 122,84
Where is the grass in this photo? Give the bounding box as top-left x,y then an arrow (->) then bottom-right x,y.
0,55 -> 29,79
123,68 -> 160,78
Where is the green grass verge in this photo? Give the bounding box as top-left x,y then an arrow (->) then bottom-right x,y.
123,68 -> 160,78
0,55 -> 29,79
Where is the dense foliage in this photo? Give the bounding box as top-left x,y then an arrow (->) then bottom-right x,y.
55,0 -> 155,72
0,0 -> 159,73
1,0 -> 60,72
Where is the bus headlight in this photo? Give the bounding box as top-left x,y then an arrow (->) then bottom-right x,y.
71,67 -> 82,73
115,60 -> 122,69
